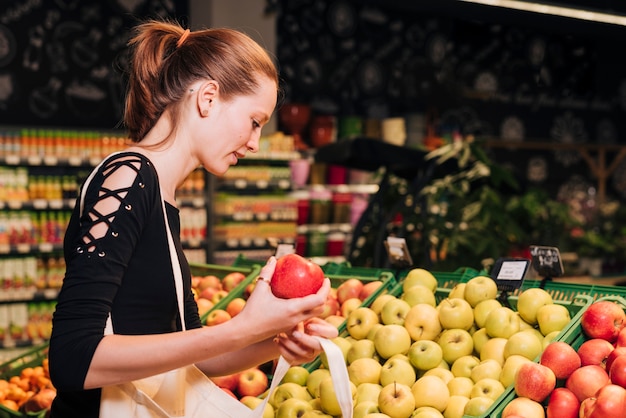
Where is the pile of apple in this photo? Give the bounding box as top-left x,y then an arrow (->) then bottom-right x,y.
238,269 -> 575,418
191,271 -> 248,325
0,358 -> 56,415
505,297 -> 626,418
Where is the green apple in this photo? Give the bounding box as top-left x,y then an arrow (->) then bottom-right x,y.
404,303 -> 442,341
276,397 -> 313,418
536,303 -> 570,336
447,283 -> 466,300
473,299 -> 502,329
438,298 -> 474,331
450,355 -> 480,378
347,338 -> 377,364
306,368 -> 330,397
463,276 -> 498,307
282,366 -> 310,386
443,395 -> 470,418
500,354 -> 532,388
381,298 -> 412,325
542,330 -> 560,348
479,337 -> 507,365
411,375 -> 450,412
463,396 -> 494,416
354,401 -> 380,418
471,327 -> 491,356
270,382 -> 313,410
422,368 -> 454,384
470,378 -> 505,401
401,285 -> 437,307
239,395 -> 274,418
341,297 -> 364,318
378,382 -> 415,418
354,382 -> 383,405
320,336 -> 352,368
437,328 -> 474,364
370,294 -> 396,315
319,376 -> 356,416
413,406 -> 445,418
503,329 -> 543,361
447,376 -> 474,397
484,307 -> 520,339
347,307 -> 380,340
470,359 -> 502,383
517,288 -> 553,325
374,324 -> 412,359
403,268 -> 438,293
348,357 -> 382,386
380,356 -> 417,387
367,323 -> 385,341
408,340 -> 444,371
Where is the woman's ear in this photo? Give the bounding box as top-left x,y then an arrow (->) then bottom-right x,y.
197,80 -> 219,117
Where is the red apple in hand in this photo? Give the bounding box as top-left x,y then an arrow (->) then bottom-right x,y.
566,365 -> 610,402
579,384 -> 626,418
609,353 -> 626,388
540,341 -> 581,379
270,254 -> 324,299
581,300 -> 626,342
546,387 -> 579,418
577,338 -> 614,368
514,362 -> 556,402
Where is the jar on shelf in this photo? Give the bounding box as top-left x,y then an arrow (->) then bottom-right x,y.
332,192 -> 352,224
309,115 -> 336,148
309,187 -> 332,224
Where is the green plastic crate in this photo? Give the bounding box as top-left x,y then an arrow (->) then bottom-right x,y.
520,279 -> 626,302
190,263 -> 261,323
486,295 -> 624,418
0,344 -> 50,418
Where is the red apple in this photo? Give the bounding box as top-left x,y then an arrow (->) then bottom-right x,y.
514,362 -> 556,402
221,387 -> 238,399
605,346 -> 626,372
577,338 -> 614,368
540,341 -> 581,379
609,353 -> 626,388
225,297 -> 246,317
579,384 -> 626,418
197,275 -> 222,291
615,327 -> 626,348
270,254 -> 324,299
581,300 -> 626,343
566,365 -> 610,402
196,297 -> 214,317
20,388 -> 56,413
359,280 -> 383,301
546,387 -> 580,418
210,373 -> 240,392
205,309 -> 231,326
222,272 -> 246,292
237,367 -> 269,397
198,287 -> 219,302
501,397 -> 545,418
336,278 -> 364,304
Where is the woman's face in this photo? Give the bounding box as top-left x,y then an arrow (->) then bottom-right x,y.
199,76 -> 277,176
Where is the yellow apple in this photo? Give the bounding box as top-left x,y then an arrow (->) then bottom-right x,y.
484,307 -> 520,339
471,327 -> 491,356
347,338 -> 377,364
463,276 -> 498,307
380,356 -> 417,387
269,382 -> 312,410
370,294 -> 396,315
404,303 -> 442,341
413,406 -> 445,418
463,396 -> 494,416
240,396 -> 274,418
408,340 -> 444,371
447,376 -> 475,397
450,355 -> 480,378
437,328 -> 474,365
517,287 -> 553,325
403,268 -> 438,293
282,366 -> 310,386
374,324 -> 412,359
347,307 -> 380,340
536,303 -> 571,336
479,337 -> 508,365
347,357 -> 382,386
378,382 -> 415,418
319,377 -> 356,416
341,297 -> 364,317
354,382 -> 383,405
500,354 -> 532,388
473,299 -> 502,329
470,378 -> 505,400
306,369 -> 330,397
411,375 -> 450,412
401,285 -> 437,307
422,368 -> 454,384
438,298 -> 474,331
380,298 -> 412,325
276,397 -> 313,418
447,283 -> 466,300
353,401 -> 380,418
470,359 -> 502,383
503,329 -> 543,361
443,395 -> 470,418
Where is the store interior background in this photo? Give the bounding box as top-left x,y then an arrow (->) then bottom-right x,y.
1,0 -> 626,280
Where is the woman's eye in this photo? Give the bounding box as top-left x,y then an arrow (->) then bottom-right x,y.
252,120 -> 261,129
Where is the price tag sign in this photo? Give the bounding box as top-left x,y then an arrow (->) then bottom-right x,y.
490,257 -> 530,293
529,245 -> 564,278
384,237 -> 413,269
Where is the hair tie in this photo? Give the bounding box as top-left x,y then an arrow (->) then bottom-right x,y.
176,28 -> 191,48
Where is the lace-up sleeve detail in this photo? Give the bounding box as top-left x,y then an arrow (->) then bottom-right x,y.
76,154 -> 146,258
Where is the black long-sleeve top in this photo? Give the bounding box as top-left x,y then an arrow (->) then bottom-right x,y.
48,152 -> 202,417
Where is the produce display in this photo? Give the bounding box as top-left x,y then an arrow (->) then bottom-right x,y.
2,261 -> 626,418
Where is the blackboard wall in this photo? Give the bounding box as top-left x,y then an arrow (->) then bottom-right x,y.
0,0 -> 189,129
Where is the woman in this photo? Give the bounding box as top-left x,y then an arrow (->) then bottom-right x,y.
48,20 -> 337,417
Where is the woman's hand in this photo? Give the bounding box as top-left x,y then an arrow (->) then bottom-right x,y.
274,318 -> 339,365
232,257 -> 330,342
